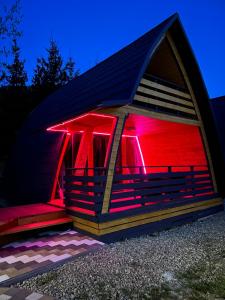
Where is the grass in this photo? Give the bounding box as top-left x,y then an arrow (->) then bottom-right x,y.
175,248 -> 225,300
25,246 -> 225,299
35,272 -> 58,286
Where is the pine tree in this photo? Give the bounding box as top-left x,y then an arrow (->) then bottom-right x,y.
46,40 -> 63,87
61,57 -> 80,85
32,57 -> 47,88
5,39 -> 27,87
33,40 -> 63,89
32,40 -> 79,90
65,57 -> 75,81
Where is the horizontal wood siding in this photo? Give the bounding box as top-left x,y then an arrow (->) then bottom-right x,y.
134,77 -> 198,119
71,197 -> 222,237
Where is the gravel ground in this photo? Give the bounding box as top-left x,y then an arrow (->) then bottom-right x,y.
18,211 -> 225,300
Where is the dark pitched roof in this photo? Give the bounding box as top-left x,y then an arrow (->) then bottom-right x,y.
26,13 -> 178,131
211,96 -> 225,102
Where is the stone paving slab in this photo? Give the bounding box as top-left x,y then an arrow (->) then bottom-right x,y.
0,229 -> 104,285
0,287 -> 54,300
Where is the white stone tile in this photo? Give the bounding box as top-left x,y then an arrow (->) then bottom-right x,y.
25,292 -> 43,300
0,294 -> 12,300
0,275 -> 10,283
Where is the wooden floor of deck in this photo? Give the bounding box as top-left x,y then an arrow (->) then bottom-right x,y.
0,203 -> 72,244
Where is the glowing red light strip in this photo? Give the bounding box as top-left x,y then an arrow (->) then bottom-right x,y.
122,134 -> 136,138
93,132 -> 146,172
47,128 -> 69,133
135,136 -> 147,174
93,132 -> 136,138
50,134 -> 71,200
89,113 -> 115,119
47,113 -> 115,132
93,131 -> 110,136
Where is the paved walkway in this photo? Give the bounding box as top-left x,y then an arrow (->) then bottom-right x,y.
0,229 -> 104,285
0,287 -> 54,300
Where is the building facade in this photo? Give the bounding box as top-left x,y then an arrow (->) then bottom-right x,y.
5,14 -> 224,241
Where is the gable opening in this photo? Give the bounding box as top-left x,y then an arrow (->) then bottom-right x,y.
146,37 -> 187,90
133,36 -> 199,120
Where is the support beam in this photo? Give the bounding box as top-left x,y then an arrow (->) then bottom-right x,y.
167,32 -> 218,192
50,133 -> 71,200
74,131 -> 93,175
101,114 -> 127,214
96,106 -> 201,126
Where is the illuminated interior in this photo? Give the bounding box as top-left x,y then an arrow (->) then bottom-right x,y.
47,112 -> 208,206
119,114 -> 207,173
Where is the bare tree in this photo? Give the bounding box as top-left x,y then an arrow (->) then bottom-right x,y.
0,0 -> 22,83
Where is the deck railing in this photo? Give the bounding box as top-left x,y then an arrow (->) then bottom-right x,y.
64,165 -> 214,215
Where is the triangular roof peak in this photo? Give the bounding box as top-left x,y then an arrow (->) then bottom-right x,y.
26,13 -> 193,130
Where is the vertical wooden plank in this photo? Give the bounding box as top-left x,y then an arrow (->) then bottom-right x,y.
88,135 -> 94,194
101,114 -> 127,214
74,131 -> 93,175
88,135 -> 94,176
50,133 -> 71,200
121,137 -> 128,174
166,33 -> 218,192
104,117 -> 118,168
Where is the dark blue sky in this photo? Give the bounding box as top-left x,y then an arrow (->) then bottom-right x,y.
10,0 -> 225,98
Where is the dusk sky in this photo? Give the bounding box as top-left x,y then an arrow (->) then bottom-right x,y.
7,0 -> 225,98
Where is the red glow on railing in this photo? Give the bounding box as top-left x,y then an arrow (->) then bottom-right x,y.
135,136 -> 147,174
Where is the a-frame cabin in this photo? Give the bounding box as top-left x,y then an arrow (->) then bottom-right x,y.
4,14 -> 224,241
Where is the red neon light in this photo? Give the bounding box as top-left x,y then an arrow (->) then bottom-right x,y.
48,128 -> 69,133
93,131 -> 110,136
88,113 -> 115,119
47,113 -> 115,133
93,131 -> 136,138
135,136 -> 147,174
122,134 -> 136,138
47,114 -> 89,132
91,132 -> 146,173
50,134 -> 71,200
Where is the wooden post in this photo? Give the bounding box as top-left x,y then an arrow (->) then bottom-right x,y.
101,113 -> 127,214
50,133 -> 71,201
167,33 -> 218,192
74,131 -> 93,176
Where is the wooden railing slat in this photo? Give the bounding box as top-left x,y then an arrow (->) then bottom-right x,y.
114,170 -> 209,181
64,166 -> 212,215
64,184 -> 105,193
64,192 -> 103,203
112,176 -> 211,191
110,182 -> 213,200
110,187 -> 214,209
64,175 -> 107,183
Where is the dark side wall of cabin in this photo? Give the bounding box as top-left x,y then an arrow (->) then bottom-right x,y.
210,97 -> 225,178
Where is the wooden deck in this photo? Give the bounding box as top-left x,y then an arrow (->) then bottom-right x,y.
63,166 -> 223,241
0,203 -> 72,244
